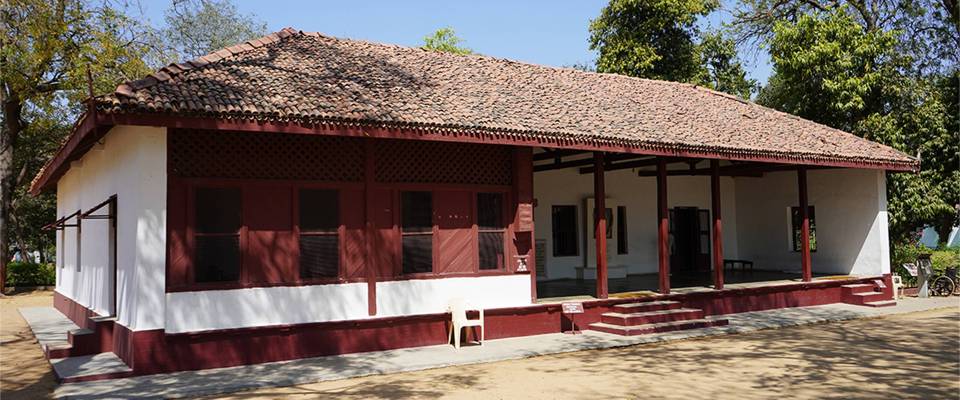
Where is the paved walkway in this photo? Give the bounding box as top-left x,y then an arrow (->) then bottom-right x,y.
45,297 -> 957,399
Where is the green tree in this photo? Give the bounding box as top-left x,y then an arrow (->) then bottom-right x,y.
696,32 -> 758,99
759,10 -> 958,244
160,0 -> 268,61
589,0 -> 757,98
422,27 -> 472,55
589,0 -> 716,82
1,0 -> 153,287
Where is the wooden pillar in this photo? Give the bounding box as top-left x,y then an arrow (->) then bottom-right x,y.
798,167 -> 812,282
513,147 -> 536,303
364,139 -> 377,315
594,152 -> 608,299
657,158 -> 670,294
710,160 -> 724,290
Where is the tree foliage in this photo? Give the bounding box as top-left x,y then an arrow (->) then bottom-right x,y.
757,8 -> 958,245
589,0 -> 757,98
1,0 -> 154,286
159,0 -> 268,62
422,28 -> 472,55
0,0 -> 268,287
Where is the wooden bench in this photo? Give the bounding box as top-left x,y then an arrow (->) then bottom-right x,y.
724,259 -> 754,271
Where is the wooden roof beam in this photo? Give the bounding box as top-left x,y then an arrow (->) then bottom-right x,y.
578,156 -> 689,174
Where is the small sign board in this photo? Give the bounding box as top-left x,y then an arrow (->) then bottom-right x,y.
561,302 -> 584,314
903,263 -> 918,277
873,279 -> 886,289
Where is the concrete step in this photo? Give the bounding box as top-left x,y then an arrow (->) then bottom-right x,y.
844,291 -> 890,305
43,342 -> 74,359
863,300 -> 897,308
841,284 -> 877,295
612,300 -> 682,314
589,318 -> 729,336
50,352 -> 133,383
601,308 -> 705,326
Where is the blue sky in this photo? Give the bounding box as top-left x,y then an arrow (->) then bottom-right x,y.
137,0 -> 773,84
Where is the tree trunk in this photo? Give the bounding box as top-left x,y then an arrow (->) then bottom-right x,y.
1,88 -> 24,290
935,219 -> 954,248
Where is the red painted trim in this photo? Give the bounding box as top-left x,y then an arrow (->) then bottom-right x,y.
798,168 -> 813,282
593,152 -> 608,299
93,276 -> 887,378
657,159 -> 670,294
710,160 -> 724,290
54,291 -> 102,330
32,112 -> 917,194
102,114 -> 918,170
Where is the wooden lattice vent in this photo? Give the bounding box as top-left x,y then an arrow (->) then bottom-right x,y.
375,140 -> 513,185
169,129 -> 364,181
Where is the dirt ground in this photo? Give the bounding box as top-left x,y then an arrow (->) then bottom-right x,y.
212,307 -> 960,400
0,291 -> 957,400
0,290 -> 57,400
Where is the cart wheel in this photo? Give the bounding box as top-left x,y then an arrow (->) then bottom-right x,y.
930,277 -> 956,297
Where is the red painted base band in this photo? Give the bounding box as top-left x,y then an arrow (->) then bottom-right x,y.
53,291 -> 101,330
54,276 -> 893,379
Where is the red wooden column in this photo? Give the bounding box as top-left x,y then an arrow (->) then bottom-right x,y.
710,160 -> 724,290
798,167 -> 813,282
594,152 -> 609,299
513,147 -> 536,302
657,158 -> 670,294
364,138 -> 378,315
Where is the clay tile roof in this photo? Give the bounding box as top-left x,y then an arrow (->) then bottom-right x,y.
90,27 -> 919,176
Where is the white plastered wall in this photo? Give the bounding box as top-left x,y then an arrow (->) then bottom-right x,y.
165,275 -> 530,333
55,125 -> 167,331
533,164 -> 740,280
734,168 -> 890,276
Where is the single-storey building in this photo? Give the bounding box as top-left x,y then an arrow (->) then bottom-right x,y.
32,27 -> 917,379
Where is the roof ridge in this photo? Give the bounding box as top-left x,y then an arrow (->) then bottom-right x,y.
113,27 -> 302,98
299,29 -> 717,91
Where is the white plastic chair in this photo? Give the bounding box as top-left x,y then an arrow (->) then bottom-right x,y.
448,297 -> 484,350
892,275 -> 904,300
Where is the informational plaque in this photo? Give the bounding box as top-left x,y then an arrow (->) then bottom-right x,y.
561,302 -> 584,335
903,263 -> 918,277
561,302 -> 584,314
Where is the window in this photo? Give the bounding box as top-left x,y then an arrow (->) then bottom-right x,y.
617,206 -> 628,254
552,205 -> 578,257
402,191 -> 433,274
299,189 -> 340,279
791,206 -> 818,252
194,188 -> 241,283
477,192 -> 505,270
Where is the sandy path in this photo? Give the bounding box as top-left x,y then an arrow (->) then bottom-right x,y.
0,291 -> 57,400
1,291 -> 957,399
210,307 -> 960,400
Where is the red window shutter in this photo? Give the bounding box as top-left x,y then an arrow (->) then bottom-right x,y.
243,184 -> 296,284
341,189 -> 366,279
166,179 -> 190,288
435,191 -> 475,274
370,188 -> 398,278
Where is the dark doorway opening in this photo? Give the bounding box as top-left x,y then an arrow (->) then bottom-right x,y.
670,207 -> 710,283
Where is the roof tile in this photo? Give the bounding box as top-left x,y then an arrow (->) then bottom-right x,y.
92,28 -> 915,170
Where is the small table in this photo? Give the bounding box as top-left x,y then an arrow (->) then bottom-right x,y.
724,259 -> 754,271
